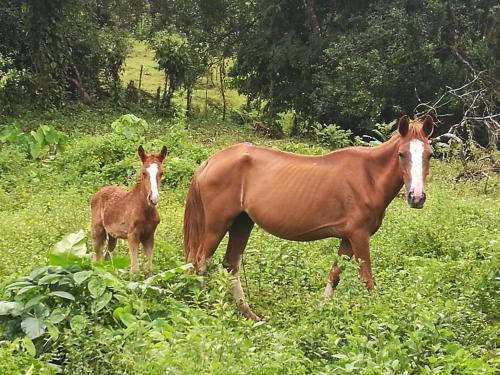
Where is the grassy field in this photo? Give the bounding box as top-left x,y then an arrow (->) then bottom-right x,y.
122,40 -> 247,113
0,40 -> 498,374
0,105 -> 498,373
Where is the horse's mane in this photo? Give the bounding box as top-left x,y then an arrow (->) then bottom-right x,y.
389,120 -> 429,141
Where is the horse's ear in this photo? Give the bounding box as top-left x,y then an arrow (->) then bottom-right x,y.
137,145 -> 146,162
421,114 -> 434,138
397,116 -> 409,137
159,145 -> 168,162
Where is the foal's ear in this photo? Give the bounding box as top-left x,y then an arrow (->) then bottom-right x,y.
397,116 -> 409,137
421,114 -> 434,138
159,145 -> 168,162
137,145 -> 146,162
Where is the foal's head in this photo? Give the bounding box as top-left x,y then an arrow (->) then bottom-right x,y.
137,145 -> 168,206
396,115 -> 434,209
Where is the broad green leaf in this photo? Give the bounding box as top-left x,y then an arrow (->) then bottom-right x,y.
45,321 -> 59,341
48,253 -> 88,267
23,336 -> 36,357
28,140 -> 42,159
17,285 -> 40,295
38,273 -> 64,285
52,230 -> 87,258
69,315 -> 87,333
31,128 -> 45,145
49,291 -> 75,301
88,278 -> 106,298
112,306 -> 130,321
117,312 -> 137,328
21,317 -> 46,339
0,301 -> 23,316
49,308 -> 67,324
24,295 -> 47,310
73,270 -> 93,285
29,266 -> 50,281
6,281 -> 33,290
93,291 -> 112,313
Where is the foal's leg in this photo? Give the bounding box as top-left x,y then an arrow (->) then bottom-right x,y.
223,213 -> 259,321
105,236 -> 117,260
349,232 -> 374,290
127,232 -> 140,274
141,234 -> 154,275
91,224 -> 106,262
323,239 -> 353,298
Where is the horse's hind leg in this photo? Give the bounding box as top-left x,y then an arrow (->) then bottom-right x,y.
323,239 -> 353,298
196,219 -> 232,274
223,213 -> 259,321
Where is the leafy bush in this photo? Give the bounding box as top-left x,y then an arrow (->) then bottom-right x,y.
0,124 -> 68,159
313,123 -> 352,149
0,230 -> 198,372
111,114 -> 149,140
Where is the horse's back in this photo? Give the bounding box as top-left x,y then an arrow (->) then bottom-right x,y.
90,185 -> 127,208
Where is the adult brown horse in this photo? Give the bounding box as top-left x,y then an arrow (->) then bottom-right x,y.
184,115 -> 434,320
91,145 -> 168,274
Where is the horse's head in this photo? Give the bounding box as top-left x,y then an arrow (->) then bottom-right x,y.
396,115 -> 434,209
137,145 -> 168,206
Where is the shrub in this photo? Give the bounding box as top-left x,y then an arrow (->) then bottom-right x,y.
313,123 -> 352,149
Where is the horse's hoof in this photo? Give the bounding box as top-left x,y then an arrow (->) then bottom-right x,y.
241,305 -> 261,321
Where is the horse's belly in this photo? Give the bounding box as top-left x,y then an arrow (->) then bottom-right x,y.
104,223 -> 128,239
247,208 -> 344,242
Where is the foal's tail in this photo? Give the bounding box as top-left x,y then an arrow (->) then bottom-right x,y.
183,171 -> 205,268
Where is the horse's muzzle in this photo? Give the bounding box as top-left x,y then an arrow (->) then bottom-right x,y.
148,194 -> 159,206
407,190 -> 426,209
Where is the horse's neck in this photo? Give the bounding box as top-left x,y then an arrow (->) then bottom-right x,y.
366,137 -> 404,207
129,180 -> 150,211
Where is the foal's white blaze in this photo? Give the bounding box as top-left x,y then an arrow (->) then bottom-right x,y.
409,140 -> 424,198
147,163 -> 160,204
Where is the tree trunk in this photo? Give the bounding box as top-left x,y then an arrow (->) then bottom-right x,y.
219,58 -> 226,121
205,75 -> 209,118
303,0 -> 320,35
186,87 -> 193,118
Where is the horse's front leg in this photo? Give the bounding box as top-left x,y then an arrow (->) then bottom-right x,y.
349,232 -> 374,290
127,232 -> 140,274
141,234 -> 154,275
323,239 -> 353,298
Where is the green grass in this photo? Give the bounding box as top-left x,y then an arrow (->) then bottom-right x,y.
0,105 -> 498,373
122,40 -> 248,115
122,40 -> 164,94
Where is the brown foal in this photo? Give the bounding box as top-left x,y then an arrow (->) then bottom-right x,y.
184,115 -> 434,320
90,145 -> 168,273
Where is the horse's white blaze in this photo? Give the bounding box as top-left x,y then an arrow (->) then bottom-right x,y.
147,163 -> 160,204
409,140 -> 424,197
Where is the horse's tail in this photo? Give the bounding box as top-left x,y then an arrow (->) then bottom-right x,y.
183,171 -> 205,268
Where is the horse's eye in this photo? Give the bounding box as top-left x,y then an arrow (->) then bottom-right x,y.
398,152 -> 404,158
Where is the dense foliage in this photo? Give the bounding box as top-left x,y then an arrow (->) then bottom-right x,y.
0,0 -> 145,111
0,107 -> 498,373
230,0 -> 499,134
2,0 -> 498,139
